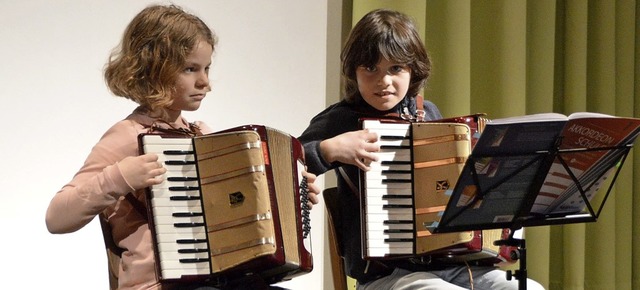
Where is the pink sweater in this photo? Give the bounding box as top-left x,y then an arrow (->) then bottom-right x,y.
45,108 -> 212,290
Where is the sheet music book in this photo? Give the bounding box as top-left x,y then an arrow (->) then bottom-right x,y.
434,112 -> 640,232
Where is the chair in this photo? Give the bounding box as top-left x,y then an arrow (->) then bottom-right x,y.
323,187 -> 349,290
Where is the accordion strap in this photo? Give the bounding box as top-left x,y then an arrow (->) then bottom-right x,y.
125,192 -> 148,221
338,167 -> 359,197
143,119 -> 203,137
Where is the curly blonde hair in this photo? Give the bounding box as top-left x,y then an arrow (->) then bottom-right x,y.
104,5 -> 217,118
341,9 -> 430,103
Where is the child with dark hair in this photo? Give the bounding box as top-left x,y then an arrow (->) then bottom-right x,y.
299,8 -> 544,290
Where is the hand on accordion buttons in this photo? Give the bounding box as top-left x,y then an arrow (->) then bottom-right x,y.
320,129 -> 379,171
118,153 -> 167,192
302,170 -> 320,209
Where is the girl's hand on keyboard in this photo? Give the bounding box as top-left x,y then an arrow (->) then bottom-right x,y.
117,153 -> 167,191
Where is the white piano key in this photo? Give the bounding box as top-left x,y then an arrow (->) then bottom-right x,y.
367,211 -> 413,223
365,172 -> 412,181
158,250 -> 209,261
365,188 -> 412,197
151,197 -> 202,207
374,151 -> 411,162
150,190 -> 201,200
365,195 -> 413,206
366,230 -> 413,240
369,162 -> 412,172
371,222 -> 414,231
367,240 -> 414,249
153,214 -> 204,225
154,223 -> 207,235
151,203 -> 203,215
162,267 -> 211,280
366,248 -> 414,257
364,179 -> 412,189
362,119 -> 411,130
142,135 -> 194,145
160,259 -> 210,271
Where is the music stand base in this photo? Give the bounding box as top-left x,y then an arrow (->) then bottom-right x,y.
495,234 -> 527,290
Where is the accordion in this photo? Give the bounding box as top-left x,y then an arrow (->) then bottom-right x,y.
139,125 -> 312,285
360,115 -> 515,264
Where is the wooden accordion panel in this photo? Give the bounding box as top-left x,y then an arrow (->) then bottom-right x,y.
139,125 -> 312,285
361,116 -> 513,264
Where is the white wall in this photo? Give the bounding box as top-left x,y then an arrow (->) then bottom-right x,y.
0,1 -> 329,289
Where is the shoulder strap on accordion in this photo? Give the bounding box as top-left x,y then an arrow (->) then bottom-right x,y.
379,95 -> 426,122
338,167 -> 359,197
141,120 -> 203,137
125,192 -> 148,221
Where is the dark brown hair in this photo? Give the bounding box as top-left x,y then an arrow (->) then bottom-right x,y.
341,9 -> 431,103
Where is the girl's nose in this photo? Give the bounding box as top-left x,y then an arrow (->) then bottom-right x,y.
197,72 -> 210,88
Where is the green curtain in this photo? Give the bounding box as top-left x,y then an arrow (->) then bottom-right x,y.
349,1 -> 639,289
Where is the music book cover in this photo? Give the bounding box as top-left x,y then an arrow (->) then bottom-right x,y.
435,112 -> 640,232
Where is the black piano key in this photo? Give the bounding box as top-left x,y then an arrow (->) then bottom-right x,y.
385,238 -> 414,243
173,212 -> 203,217
180,258 -> 210,264
174,222 -> 205,228
382,179 -> 412,184
382,195 -> 412,199
167,176 -> 199,182
384,229 -> 413,233
383,204 -> 413,209
163,150 -> 195,155
384,220 -> 413,224
178,248 -> 209,254
168,186 -> 201,191
382,169 -> 412,174
170,195 -> 201,201
176,239 -> 208,244
381,161 -> 411,165
380,145 -> 411,149
165,160 -> 196,166
380,135 -> 408,140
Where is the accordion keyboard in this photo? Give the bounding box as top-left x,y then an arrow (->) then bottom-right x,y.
362,120 -> 415,257
141,135 -> 211,279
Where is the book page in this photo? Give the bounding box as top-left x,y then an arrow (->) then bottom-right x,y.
567,112 -> 615,119
488,113 -> 567,125
532,116 -> 640,215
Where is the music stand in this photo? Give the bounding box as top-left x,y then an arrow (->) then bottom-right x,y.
432,142 -> 635,290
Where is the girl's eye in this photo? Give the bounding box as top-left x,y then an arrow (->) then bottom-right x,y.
185,67 -> 197,73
